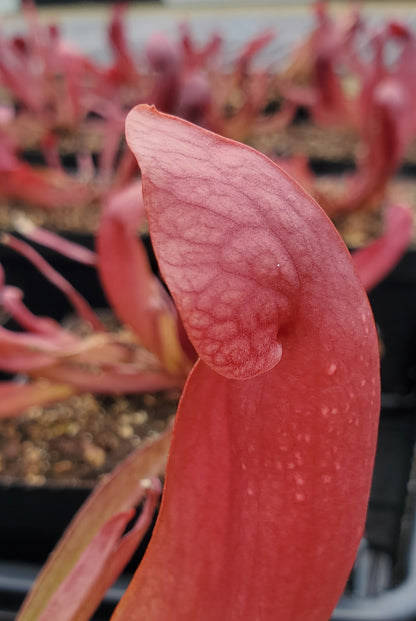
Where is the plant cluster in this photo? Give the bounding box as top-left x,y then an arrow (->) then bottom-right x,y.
1,2 -> 414,221
0,2 -> 413,417
0,2 -> 411,618
16,102 -> 380,621
275,3 -> 416,217
0,1 -> 284,213
0,1 -> 296,415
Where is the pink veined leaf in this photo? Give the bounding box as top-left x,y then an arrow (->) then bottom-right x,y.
1,233 -> 104,330
351,203 -> 413,292
114,105 -> 380,621
0,380 -> 74,419
17,428 -> 172,621
37,479 -> 162,621
96,182 -> 191,376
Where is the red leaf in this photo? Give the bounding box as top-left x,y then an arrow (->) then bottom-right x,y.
17,430 -> 172,621
0,325 -> 76,372
0,380 -> 73,419
14,216 -> 97,266
116,106 -> 380,620
355,78 -> 409,194
36,363 -> 183,394
107,3 -> 139,86
96,182 -> 191,376
37,480 -> 161,621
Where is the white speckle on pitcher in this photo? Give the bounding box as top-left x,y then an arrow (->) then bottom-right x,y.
327,363 -> 337,375
294,473 -> 305,486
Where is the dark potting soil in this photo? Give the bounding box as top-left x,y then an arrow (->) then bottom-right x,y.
0,390 -> 178,488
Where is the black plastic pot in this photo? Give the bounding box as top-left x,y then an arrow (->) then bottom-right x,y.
0,484 -> 91,566
368,250 -> 416,397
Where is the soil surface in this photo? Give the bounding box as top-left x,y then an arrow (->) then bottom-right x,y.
0,312 -> 179,489
0,390 -> 178,488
